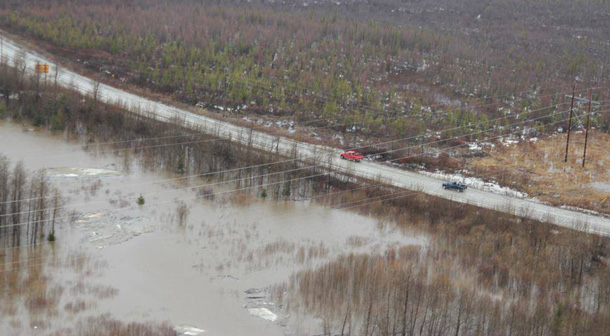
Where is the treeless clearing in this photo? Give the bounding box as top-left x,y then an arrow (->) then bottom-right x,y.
470,131 -> 610,213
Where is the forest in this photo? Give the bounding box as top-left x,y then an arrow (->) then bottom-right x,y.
0,0 -> 607,141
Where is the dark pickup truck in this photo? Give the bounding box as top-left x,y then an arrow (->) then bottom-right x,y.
442,181 -> 467,192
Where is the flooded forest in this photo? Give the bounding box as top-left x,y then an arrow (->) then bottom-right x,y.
2,59 -> 610,336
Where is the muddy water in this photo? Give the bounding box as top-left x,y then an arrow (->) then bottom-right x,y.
0,121 -> 426,335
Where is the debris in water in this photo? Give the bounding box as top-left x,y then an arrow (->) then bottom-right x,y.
74,213 -> 154,246
75,213 -> 103,223
244,287 -> 269,299
214,275 -> 239,281
45,167 -> 122,178
248,308 -> 277,322
174,325 -> 206,335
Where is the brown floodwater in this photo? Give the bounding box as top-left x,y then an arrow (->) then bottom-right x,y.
0,121 -> 426,335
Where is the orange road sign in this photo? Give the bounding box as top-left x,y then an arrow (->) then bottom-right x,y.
35,62 -> 50,74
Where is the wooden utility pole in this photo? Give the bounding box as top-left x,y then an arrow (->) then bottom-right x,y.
582,89 -> 592,168
564,84 -> 575,163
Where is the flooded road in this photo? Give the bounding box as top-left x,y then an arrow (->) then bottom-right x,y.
0,121 -> 426,335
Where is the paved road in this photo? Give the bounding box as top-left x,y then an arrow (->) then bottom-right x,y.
2,34 -> 609,235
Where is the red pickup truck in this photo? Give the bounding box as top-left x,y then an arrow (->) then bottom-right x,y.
340,151 -> 364,162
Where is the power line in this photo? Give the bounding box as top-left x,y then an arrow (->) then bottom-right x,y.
0,158 -> 556,272
1,108 -> 605,232
8,45 -> 600,159
0,95 -> 572,164
2,103 -> 608,273
0,103 -> 594,218
0,94 -> 599,209
98,77 -> 599,137
0,134 -> 596,275
0,102 -> 607,223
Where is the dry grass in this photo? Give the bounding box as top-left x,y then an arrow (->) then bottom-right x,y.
276,178 -> 610,335
469,131 -> 610,213
70,281 -> 119,299
65,300 -> 93,314
0,246 -> 117,334
230,192 -> 257,206
346,235 -> 373,248
54,314 -> 176,336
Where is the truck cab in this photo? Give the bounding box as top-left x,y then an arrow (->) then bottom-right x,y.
340,151 -> 364,162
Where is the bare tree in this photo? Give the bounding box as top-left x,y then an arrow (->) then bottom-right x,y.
0,156 -> 9,242
92,80 -> 101,106
10,161 -> 26,247
176,201 -> 189,227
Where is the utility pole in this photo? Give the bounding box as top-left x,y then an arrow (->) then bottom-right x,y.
564,84 -> 575,163
582,89 -> 592,168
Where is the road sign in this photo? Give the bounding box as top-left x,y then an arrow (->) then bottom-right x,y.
35,62 -> 50,74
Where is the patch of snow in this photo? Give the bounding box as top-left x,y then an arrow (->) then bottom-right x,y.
499,137 -> 519,146
589,182 -> 610,193
417,59 -> 429,72
560,205 -> 609,218
468,143 -> 482,150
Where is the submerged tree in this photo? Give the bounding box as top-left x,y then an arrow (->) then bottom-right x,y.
0,157 -> 60,249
